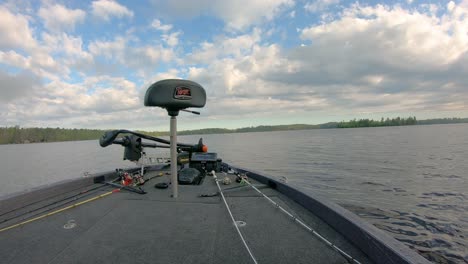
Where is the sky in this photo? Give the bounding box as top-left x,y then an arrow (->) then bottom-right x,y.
0,0 -> 467,131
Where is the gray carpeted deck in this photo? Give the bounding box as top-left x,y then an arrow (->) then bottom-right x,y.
0,169 -> 372,264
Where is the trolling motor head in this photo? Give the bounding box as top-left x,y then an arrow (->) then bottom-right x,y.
99,130 -> 120,147
144,79 -> 206,116
144,79 -> 207,198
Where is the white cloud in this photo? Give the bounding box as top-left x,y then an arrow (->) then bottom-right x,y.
305,0 -> 340,13
42,33 -> 92,59
185,2 -> 468,120
162,31 -> 181,46
301,3 -> 468,67
151,0 -> 294,31
89,37 -> 126,60
187,32 -> 305,102
86,36 -> 176,78
189,28 -> 262,64
0,46 -> 66,81
213,0 -> 295,30
151,19 -> 173,31
0,50 -> 30,69
0,6 -> 36,50
91,0 -> 134,21
447,1 -> 455,11
0,6 -> 87,80
2,1 -> 468,129
38,4 -> 85,32
288,3 -> 468,112
3,76 -> 141,127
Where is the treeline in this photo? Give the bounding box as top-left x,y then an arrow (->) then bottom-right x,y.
2,117 -> 468,144
0,126 -> 104,144
417,117 -> 468,125
336,117 -> 417,128
179,124 -> 319,135
0,124 -> 319,144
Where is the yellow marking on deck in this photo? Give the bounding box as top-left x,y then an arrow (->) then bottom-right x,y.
0,189 -> 119,233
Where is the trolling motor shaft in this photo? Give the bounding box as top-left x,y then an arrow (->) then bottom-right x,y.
170,116 -> 178,197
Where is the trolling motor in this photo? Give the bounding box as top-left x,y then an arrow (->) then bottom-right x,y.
99,79 -> 207,198
99,128 -> 207,162
144,79 -> 207,198
99,79 -> 208,198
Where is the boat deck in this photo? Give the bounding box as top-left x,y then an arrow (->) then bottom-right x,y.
0,166 -> 372,264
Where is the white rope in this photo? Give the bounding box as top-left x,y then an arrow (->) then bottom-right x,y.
244,178 -> 362,264
212,171 -> 259,264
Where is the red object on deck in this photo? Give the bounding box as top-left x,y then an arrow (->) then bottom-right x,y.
121,173 -> 133,186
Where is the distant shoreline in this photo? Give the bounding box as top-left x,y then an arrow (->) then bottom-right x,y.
1,117 -> 467,145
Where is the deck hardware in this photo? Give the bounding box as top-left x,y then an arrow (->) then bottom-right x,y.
235,221 -> 247,227
155,182 -> 169,189
63,219 -> 77,229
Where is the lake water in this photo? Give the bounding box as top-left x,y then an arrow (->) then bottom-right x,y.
1,124 -> 467,263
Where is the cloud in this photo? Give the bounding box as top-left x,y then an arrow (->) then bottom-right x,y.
186,33 -> 323,116
87,36 -> 176,76
89,37 -> 126,60
0,50 -> 30,69
2,75 -> 142,127
0,6 -> 36,50
185,2 -> 468,120
299,3 -> 468,73
38,4 -> 86,32
0,46 -> 66,81
305,0 -> 340,13
0,6 -> 87,80
0,70 -> 40,102
285,3 -> 468,112
42,33 -> 92,60
91,0 -> 134,21
151,0 -> 294,31
188,28 -> 262,64
162,31 -> 181,46
2,1 -> 468,129
213,0 -> 295,31
151,19 -> 173,31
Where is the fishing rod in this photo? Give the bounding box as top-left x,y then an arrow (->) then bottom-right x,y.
0,188 -> 121,233
0,183 -> 109,221
0,169 -> 167,226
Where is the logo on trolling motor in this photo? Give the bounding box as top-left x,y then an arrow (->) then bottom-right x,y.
174,87 -> 192,100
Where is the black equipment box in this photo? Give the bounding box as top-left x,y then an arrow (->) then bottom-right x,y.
190,152 -> 220,172
178,168 -> 203,185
